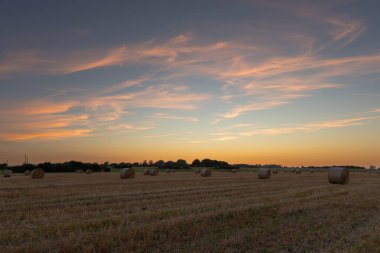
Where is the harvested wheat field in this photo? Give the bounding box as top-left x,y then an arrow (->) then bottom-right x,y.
1,172 -> 380,253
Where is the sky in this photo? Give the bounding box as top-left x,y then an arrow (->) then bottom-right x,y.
0,0 -> 379,166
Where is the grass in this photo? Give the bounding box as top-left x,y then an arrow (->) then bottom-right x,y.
0,171 -> 379,252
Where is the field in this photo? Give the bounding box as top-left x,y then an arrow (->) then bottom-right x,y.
1,171 -> 380,253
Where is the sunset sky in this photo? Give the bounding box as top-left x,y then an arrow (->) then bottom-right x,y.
0,0 -> 379,166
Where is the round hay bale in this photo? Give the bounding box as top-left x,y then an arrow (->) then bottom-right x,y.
25,170 -> 32,176
328,167 -> 349,185
193,169 -> 201,174
201,168 -> 211,177
120,168 -> 135,179
3,170 -> 12,177
143,168 -> 150,175
149,168 -> 159,176
86,169 -> 93,174
31,168 -> 45,179
258,168 -> 271,179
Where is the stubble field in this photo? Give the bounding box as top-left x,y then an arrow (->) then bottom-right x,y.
1,171 -> 379,253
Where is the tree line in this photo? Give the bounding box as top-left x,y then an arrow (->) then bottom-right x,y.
3,161 -> 110,173
0,158 -> 232,173
111,158 -> 232,169
1,159 -> 368,173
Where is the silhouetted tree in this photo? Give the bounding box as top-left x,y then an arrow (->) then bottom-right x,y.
191,159 -> 202,167
164,161 -> 176,169
176,159 -> 188,168
154,160 -> 165,168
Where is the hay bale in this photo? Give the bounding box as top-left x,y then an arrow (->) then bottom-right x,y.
149,168 -> 159,176
258,168 -> 271,179
31,168 -> 45,179
25,170 -> 32,176
86,169 -> 92,174
120,168 -> 135,179
328,167 -> 349,185
3,170 -> 12,177
143,168 -> 150,175
201,168 -> 211,177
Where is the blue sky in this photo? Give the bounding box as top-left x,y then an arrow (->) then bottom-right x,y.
0,0 -> 379,166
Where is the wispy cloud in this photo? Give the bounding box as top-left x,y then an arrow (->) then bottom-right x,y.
222,100 -> 290,119
66,46 -> 128,73
325,16 -> 365,46
217,116 -> 380,139
151,113 -> 198,122
0,129 -> 92,141
142,131 -> 193,139
1,2 -> 379,144
0,82 -> 207,141
107,123 -> 154,131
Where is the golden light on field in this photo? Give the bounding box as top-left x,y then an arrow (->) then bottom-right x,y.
1,171 -> 380,252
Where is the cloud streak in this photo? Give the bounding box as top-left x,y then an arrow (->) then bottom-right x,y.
0,129 -> 92,141
151,113 -> 198,122
215,116 -> 380,140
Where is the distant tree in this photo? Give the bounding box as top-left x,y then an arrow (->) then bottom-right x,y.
164,161 -> 176,169
176,159 -> 188,169
38,162 -> 54,171
201,159 -> 214,167
191,159 -> 202,167
142,160 -> 148,166
148,160 -> 154,166
112,162 -> 132,169
154,160 -> 165,168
